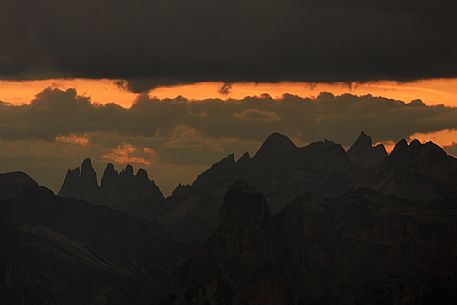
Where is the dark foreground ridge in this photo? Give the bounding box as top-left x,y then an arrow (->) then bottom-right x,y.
2,132 -> 457,304
174,182 -> 457,305
1,175 -> 185,305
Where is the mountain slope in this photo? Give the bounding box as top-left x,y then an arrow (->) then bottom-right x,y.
1,174 -> 184,305
174,181 -> 457,305
159,134 -> 354,242
159,132 -> 457,242
0,171 -> 38,200
174,181 -> 292,305
369,139 -> 457,200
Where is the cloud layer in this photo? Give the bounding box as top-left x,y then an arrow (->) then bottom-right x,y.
1,88 -> 456,144
1,0 -> 457,90
1,88 -> 457,194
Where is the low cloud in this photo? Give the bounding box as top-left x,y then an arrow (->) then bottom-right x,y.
102,144 -> 157,166
2,87 -> 457,194
233,109 -> 282,122
1,88 -> 457,145
55,134 -> 89,146
164,125 -> 224,152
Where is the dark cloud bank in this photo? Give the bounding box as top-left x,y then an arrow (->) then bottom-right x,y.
1,88 -> 456,144
1,0 -> 457,90
1,87 -> 457,193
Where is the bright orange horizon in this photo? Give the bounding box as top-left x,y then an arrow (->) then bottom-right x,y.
2,79 -> 457,108
2,78 -> 457,151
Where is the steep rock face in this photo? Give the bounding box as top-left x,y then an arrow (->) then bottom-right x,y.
192,154 -> 237,188
203,181 -> 275,260
59,158 -> 99,203
243,138 -> 353,209
80,158 -> 100,202
174,183 -> 457,305
0,183 -> 185,305
160,134 -> 354,242
348,132 -> 388,170
174,181 -> 292,305
372,139 -> 457,200
273,189 -> 457,305
59,160 -> 164,221
160,133 -> 457,243
100,164 -> 164,219
59,167 -> 80,197
218,181 -> 270,231
294,140 -> 353,196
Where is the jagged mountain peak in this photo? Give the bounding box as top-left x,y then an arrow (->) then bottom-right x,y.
222,153 -> 236,164
101,163 -> 117,186
390,138 -> 447,161
347,132 -> 388,170
391,138 -> 408,154
122,164 -> 134,176
419,141 -> 448,160
410,139 -> 421,147
81,158 -> 95,174
301,139 -> 347,156
102,163 -> 150,180
59,158 -> 99,203
255,132 -> 297,158
192,153 -> 236,187
348,131 -> 373,153
81,157 -> 92,166
237,151 -> 250,162
105,163 -> 115,172
59,159 -> 164,220
137,168 -> 149,179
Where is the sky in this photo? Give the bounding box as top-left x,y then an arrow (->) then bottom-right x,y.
1,0 -> 457,195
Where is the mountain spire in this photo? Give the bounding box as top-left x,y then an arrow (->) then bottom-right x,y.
347,132 -> 387,170
59,159 -> 164,220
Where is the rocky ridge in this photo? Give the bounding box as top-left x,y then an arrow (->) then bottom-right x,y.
173,181 -> 457,305
59,159 -> 164,220
160,132 -> 457,242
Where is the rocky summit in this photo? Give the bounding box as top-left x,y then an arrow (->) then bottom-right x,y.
0,173 -> 185,305
159,132 -> 457,242
347,131 -> 388,170
11,131 -> 455,305
59,159 -> 164,220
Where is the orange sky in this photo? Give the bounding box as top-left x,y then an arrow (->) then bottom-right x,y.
1,78 -> 457,150
2,79 -> 457,108
375,129 -> 457,154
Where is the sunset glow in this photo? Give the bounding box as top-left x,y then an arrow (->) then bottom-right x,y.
2,79 -> 456,153
102,144 -> 157,166
55,134 -> 90,146
2,79 -> 457,108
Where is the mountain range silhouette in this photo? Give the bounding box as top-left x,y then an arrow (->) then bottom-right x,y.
1,132 -> 457,305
